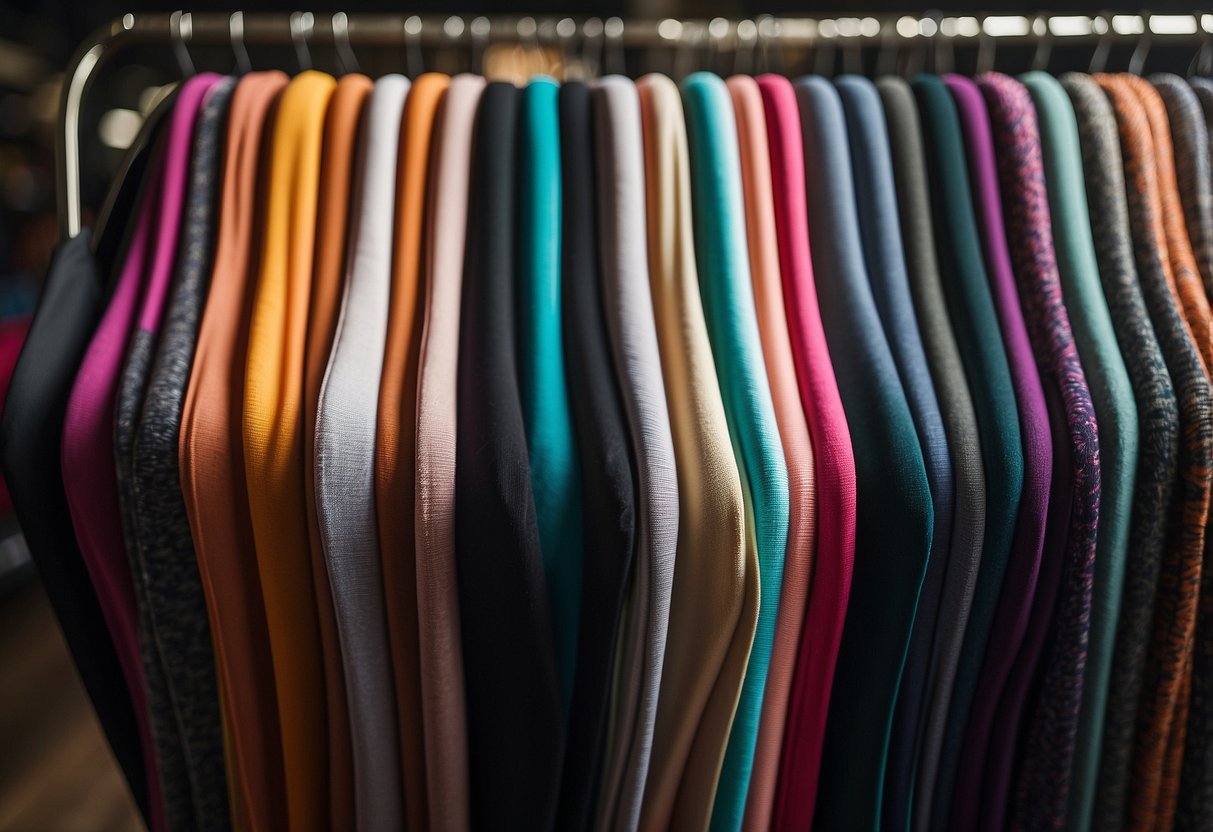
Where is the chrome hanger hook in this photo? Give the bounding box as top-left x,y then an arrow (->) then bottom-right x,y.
230,11 -> 252,75
405,15 -> 423,77
1129,12 -> 1152,75
1090,12 -> 1114,73
603,17 -> 626,76
333,12 -> 359,74
290,11 -> 314,72
171,10 -> 195,77
1031,14 -> 1054,72
1189,11 -> 1213,76
975,22 -> 997,75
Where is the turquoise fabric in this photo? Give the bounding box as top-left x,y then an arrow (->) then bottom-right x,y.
680,72 -> 789,832
516,77 -> 583,706
1021,71 -> 1139,832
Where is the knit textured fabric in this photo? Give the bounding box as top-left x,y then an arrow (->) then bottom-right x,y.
1023,71 -> 1139,832
126,75 -> 235,831
1095,71 -> 1211,832
797,75 -> 933,831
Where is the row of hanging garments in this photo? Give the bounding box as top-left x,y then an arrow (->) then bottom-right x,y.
6,62 -> 1213,832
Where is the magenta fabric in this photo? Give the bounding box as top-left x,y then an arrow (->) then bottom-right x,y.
758,74 -> 857,830
60,74 -> 219,832
0,316 -> 31,516
945,73 -> 1054,831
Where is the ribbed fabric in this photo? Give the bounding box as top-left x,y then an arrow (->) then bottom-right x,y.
979,71 -> 1102,832
302,72 -> 370,830
556,80 -> 636,832
1023,71 -> 1139,832
728,74 -> 816,832
679,73 -> 789,832
517,77 -> 584,707
760,74 -> 857,832
1127,73 -> 1213,830
374,72 -> 446,832
1061,72 -> 1179,832
179,71 -> 289,832
125,75 -> 234,831
1095,71 -> 1212,832
63,73 -> 215,832
592,76 -> 679,832
636,73 -> 750,832
414,73 -> 481,832
946,73 -> 1054,832
455,82 -> 563,830
835,75 -> 952,832
1174,70 -> 1213,832
242,69 -> 336,832
910,75 -> 1024,832
314,74 -> 408,832
877,77 -> 987,832
797,75 -> 933,832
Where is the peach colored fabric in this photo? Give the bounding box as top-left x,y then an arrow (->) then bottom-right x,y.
414,73 -> 485,832
727,74 -> 819,832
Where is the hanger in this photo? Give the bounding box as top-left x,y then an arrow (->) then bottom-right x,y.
333,12 -> 359,75
405,15 -> 423,77
170,10 -> 195,78
290,11 -> 314,72
1128,12 -> 1152,74
975,19 -> 997,74
229,12 -> 252,75
1090,12 -> 1114,72
1030,13 -> 1053,72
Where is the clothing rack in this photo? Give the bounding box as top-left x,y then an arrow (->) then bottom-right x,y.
57,9 -> 1210,239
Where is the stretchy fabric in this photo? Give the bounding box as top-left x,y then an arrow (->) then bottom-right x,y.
374,72 -> 446,832
64,73 -> 217,832
592,76 -> 680,832
314,74 -> 408,832
877,77 -> 987,832
836,75 -> 952,831
797,75 -> 933,831
556,80 -> 637,832
414,73 -> 482,832
979,71 -> 1102,832
242,70 -> 336,832
910,75 -> 1025,832
1131,73 -> 1213,830
303,73 -> 370,830
945,74 -> 1055,832
728,74 -> 817,832
1061,71 -> 1180,832
1024,71 -> 1139,832
455,82 -> 563,830
1174,70 -> 1213,832
123,75 -> 233,832
180,70 -> 289,832
1096,71 -> 1212,832
636,74 -> 750,832
759,75 -> 857,832
680,73 -> 790,832
517,77 -> 584,706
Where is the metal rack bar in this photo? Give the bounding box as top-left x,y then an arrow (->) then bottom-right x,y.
57,10 -> 1213,239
